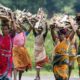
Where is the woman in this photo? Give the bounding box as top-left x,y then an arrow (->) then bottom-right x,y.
50,22 -> 75,80
76,13 -> 80,77
12,23 -> 32,80
68,34 -> 77,79
0,20 -> 13,80
33,20 -> 49,80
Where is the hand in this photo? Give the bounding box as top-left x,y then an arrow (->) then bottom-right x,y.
50,24 -> 54,29
69,17 -> 78,32
9,12 -> 15,22
50,23 -> 56,29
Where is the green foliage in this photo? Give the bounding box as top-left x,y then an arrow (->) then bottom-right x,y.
0,0 -> 80,70
0,0 -> 79,17
26,30 -> 53,70
25,31 -> 35,68
74,0 -> 80,12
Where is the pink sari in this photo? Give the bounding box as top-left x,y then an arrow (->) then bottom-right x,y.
13,32 -> 32,71
13,32 -> 25,46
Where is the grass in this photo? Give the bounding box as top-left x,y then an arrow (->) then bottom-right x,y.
71,61 -> 79,77
0,25 -> 79,77
23,69 -> 53,76
25,30 -> 80,77
26,31 -> 53,68
24,31 -> 54,76
23,66 -> 79,77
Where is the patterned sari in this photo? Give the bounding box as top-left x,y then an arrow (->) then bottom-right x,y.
69,45 -> 77,66
53,38 -> 70,80
69,35 -> 77,67
13,32 -> 32,71
77,39 -> 80,64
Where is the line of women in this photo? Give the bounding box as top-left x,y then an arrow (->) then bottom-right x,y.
0,8 -> 80,80
0,10 -> 49,80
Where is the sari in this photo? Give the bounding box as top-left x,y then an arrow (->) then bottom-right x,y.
77,39 -> 80,64
13,32 -> 32,71
34,34 -> 48,68
0,34 -> 12,79
53,38 -> 70,80
69,44 -> 77,66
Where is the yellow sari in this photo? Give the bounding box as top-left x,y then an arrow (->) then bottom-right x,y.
69,35 -> 77,66
53,38 -> 70,80
12,32 -> 32,71
13,46 -> 32,71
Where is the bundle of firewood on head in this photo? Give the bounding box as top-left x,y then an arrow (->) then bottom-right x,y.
37,8 -> 47,20
0,4 -> 12,20
0,4 -> 14,30
28,8 -> 47,28
13,9 -> 33,31
49,14 -> 77,32
32,8 -> 48,34
49,14 -> 66,30
14,8 -> 47,31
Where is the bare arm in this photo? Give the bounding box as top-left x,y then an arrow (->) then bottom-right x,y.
50,25 -> 59,42
43,22 -> 48,39
76,28 -> 80,37
8,12 -> 17,37
75,37 -> 79,53
9,12 -> 17,31
68,17 -> 77,41
68,30 -> 75,41
69,17 -> 78,32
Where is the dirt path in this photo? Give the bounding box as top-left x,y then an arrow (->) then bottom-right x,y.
15,76 -> 79,80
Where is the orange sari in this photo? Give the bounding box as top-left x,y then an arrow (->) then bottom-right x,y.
13,32 -> 32,71
53,38 -> 70,80
13,46 -> 32,71
69,35 -> 77,66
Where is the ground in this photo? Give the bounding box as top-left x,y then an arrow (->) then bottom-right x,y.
12,70 -> 79,80
15,76 -> 79,80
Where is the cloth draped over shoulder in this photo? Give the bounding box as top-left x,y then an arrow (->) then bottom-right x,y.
69,35 -> 77,66
13,32 -> 32,71
13,32 -> 26,46
53,38 -> 70,79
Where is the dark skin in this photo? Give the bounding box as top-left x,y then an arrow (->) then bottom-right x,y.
75,15 -> 80,78
76,27 -> 80,36
76,24 -> 80,78
2,26 -> 10,36
33,22 -> 48,40
10,14 -> 32,80
50,22 -> 75,80
33,22 -> 48,80
66,18 -> 78,79
50,24 -> 59,43
10,12 -> 32,34
50,24 -> 74,44
13,27 -> 32,80
1,25 -> 13,78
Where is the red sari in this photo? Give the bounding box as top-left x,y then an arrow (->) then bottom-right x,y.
0,34 -> 12,76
